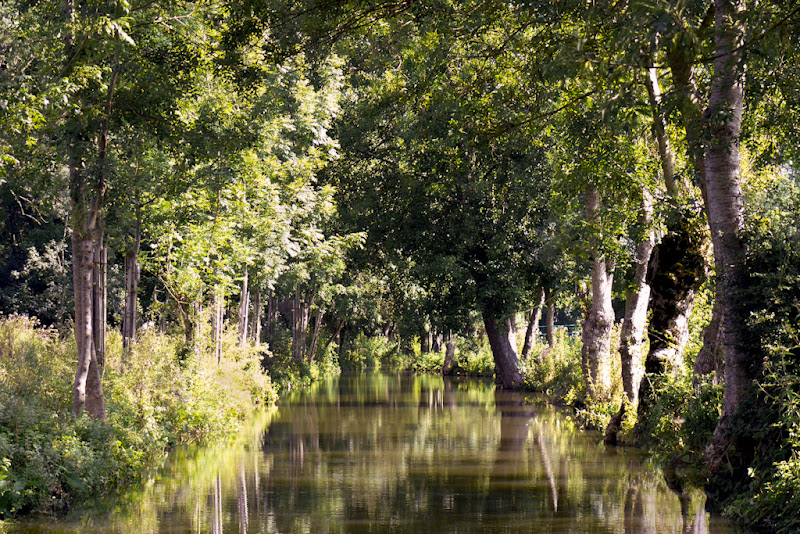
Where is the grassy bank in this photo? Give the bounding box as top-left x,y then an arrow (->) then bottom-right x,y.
0,315 -> 277,518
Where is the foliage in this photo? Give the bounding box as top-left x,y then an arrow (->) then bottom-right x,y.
0,315 -> 276,517
718,169 -> 800,531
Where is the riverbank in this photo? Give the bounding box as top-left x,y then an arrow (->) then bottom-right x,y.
0,314 -> 280,518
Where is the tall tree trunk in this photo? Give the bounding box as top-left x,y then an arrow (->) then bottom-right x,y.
521,286 -> 545,359
704,0 -> 755,487
92,231 -> 107,374
238,266 -> 249,347
122,219 -> 141,356
666,15 -> 725,387
483,311 -> 523,389
605,192 -> 655,445
636,217 -> 707,434
71,227 -> 105,419
213,287 -> 224,363
581,186 -> 614,400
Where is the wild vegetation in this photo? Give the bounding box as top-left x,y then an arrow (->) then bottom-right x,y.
2,0 -> 800,530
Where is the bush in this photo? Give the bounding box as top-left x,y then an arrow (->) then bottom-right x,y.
0,314 -> 277,517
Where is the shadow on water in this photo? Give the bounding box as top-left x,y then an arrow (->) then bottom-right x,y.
4,374 -> 739,533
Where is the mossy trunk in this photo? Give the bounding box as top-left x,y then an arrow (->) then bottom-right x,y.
636,212 -> 707,439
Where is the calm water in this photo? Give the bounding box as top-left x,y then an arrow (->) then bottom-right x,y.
5,374 -> 739,533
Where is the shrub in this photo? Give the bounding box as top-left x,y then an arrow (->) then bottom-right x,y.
0,314 -> 277,517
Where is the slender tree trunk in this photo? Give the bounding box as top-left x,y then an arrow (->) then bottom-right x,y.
72,227 -> 105,419
92,231 -> 107,374
213,287 -> 224,362
483,311 -> 523,389
122,220 -> 141,356
581,186 -> 614,400
619,195 -> 654,406
704,0 -> 755,485
606,192 -> 655,445
238,266 -> 249,347
522,286 -> 545,360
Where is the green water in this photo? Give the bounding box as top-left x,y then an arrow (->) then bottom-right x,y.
5,374 -> 739,533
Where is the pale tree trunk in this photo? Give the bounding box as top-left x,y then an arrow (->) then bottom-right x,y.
238,266 -> 249,347
213,287 -> 224,363
619,194 -> 654,406
121,219 -> 141,356
605,191 -> 654,445
704,0 -> 754,483
581,186 -> 614,400
521,286 -> 545,360
432,332 -> 443,352
667,18 -> 724,383
483,311 -> 523,389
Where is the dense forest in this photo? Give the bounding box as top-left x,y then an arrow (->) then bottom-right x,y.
1,0 -> 800,530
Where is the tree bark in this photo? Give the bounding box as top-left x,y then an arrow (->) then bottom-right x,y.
581,186 -> 614,400
122,219 -> 141,356
483,311 -> 523,389
71,227 -> 105,419
521,286 -> 545,359
636,217 -> 708,433
92,232 -> 107,374
238,266 -> 249,347
605,192 -> 655,445
619,193 -> 654,407
213,287 -> 224,362
704,0 -> 755,485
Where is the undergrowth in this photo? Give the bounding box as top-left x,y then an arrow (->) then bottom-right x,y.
0,314 -> 277,518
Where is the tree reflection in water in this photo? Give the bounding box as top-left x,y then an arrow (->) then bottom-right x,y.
5,375 -> 740,534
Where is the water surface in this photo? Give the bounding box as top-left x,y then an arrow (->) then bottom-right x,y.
6,374 -> 739,533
